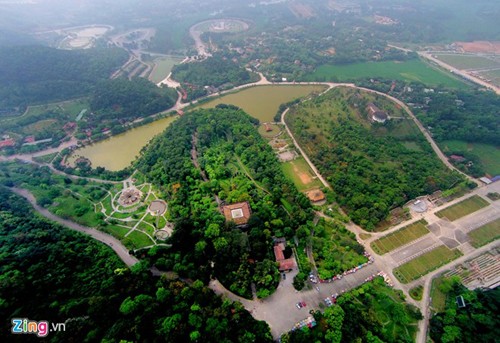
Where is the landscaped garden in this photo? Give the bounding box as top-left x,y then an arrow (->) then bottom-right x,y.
371,220 -> 429,255
435,195 -> 489,221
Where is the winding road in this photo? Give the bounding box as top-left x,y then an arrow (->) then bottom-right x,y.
11,187 -> 139,267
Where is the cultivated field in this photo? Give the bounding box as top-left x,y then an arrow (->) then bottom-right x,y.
394,246 -> 463,284
435,195 -> 489,221
281,157 -> 322,191
371,220 -> 429,255
441,140 -> 500,176
478,68 -> 500,88
303,59 -> 468,89
432,53 -> 500,70
468,218 -> 500,248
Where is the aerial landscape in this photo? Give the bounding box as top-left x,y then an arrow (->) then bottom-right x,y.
0,0 -> 499,342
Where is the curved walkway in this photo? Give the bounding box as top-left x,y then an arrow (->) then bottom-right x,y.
11,187 -> 139,267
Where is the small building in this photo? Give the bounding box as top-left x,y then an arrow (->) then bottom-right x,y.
450,154 -> 466,163
305,189 -> 326,204
366,103 -> 388,123
0,138 -> 15,148
222,201 -> 251,226
273,238 -> 296,272
479,177 -> 492,185
456,295 -> 466,308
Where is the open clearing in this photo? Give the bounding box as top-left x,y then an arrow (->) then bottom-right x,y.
281,157 -> 322,191
435,195 -> 489,221
371,220 -> 429,255
200,85 -> 326,122
441,140 -> 500,175
394,246 -> 463,284
303,59 -> 468,89
432,53 -> 500,70
468,218 -> 500,248
149,55 -> 183,84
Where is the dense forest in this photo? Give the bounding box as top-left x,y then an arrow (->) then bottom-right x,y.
281,277 -> 422,343
430,277 -> 500,343
0,46 -> 128,109
286,88 -> 465,230
136,106 -> 312,298
0,187 -> 272,342
89,77 -> 178,120
172,54 -> 257,100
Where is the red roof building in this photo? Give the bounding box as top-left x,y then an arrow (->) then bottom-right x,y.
222,202 -> 251,226
273,239 -> 296,272
0,138 -> 15,148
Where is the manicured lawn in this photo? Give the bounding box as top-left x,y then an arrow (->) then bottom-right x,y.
371,220 -> 429,255
430,276 -> 447,313
303,59 -> 468,89
124,230 -> 155,249
441,140 -> 500,175
409,285 -> 423,301
149,55 -> 183,84
104,225 -> 130,239
394,246 -> 463,284
468,218 -> 500,248
435,195 -> 489,221
281,157 -> 322,192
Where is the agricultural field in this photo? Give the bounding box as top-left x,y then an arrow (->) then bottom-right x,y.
432,53 -> 500,70
468,218 -> 500,248
435,195 -> 489,221
303,59 -> 468,89
441,140 -> 500,176
0,99 -> 88,153
281,157 -> 322,192
200,85 -> 326,122
148,55 -> 183,84
394,246 -> 463,284
371,220 -> 429,255
478,68 -> 500,88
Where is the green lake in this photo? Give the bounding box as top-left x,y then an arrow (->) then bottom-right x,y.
69,85 -> 326,171
68,116 -> 177,171
201,85 -> 326,122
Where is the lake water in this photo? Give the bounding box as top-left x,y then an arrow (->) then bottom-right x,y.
68,116 -> 177,171
69,85 -> 326,171
201,85 -> 326,122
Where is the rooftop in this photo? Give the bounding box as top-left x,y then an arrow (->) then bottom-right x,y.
222,201 -> 251,226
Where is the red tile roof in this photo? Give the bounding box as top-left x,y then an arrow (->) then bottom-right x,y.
222,202 -> 251,225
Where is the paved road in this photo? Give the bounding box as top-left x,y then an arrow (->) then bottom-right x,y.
419,51 -> 500,95
417,240 -> 500,343
210,262 -> 380,339
11,187 -> 139,267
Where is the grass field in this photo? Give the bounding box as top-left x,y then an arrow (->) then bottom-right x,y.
394,246 -> 463,284
468,218 -> 500,248
371,220 -> 429,255
430,276 -> 447,313
435,195 -> 489,221
149,55 -> 183,84
441,140 -> 500,175
433,54 -> 500,70
200,85 -> 326,122
125,230 -> 155,249
281,157 -> 322,191
479,68 -> 500,88
303,59 -> 468,89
